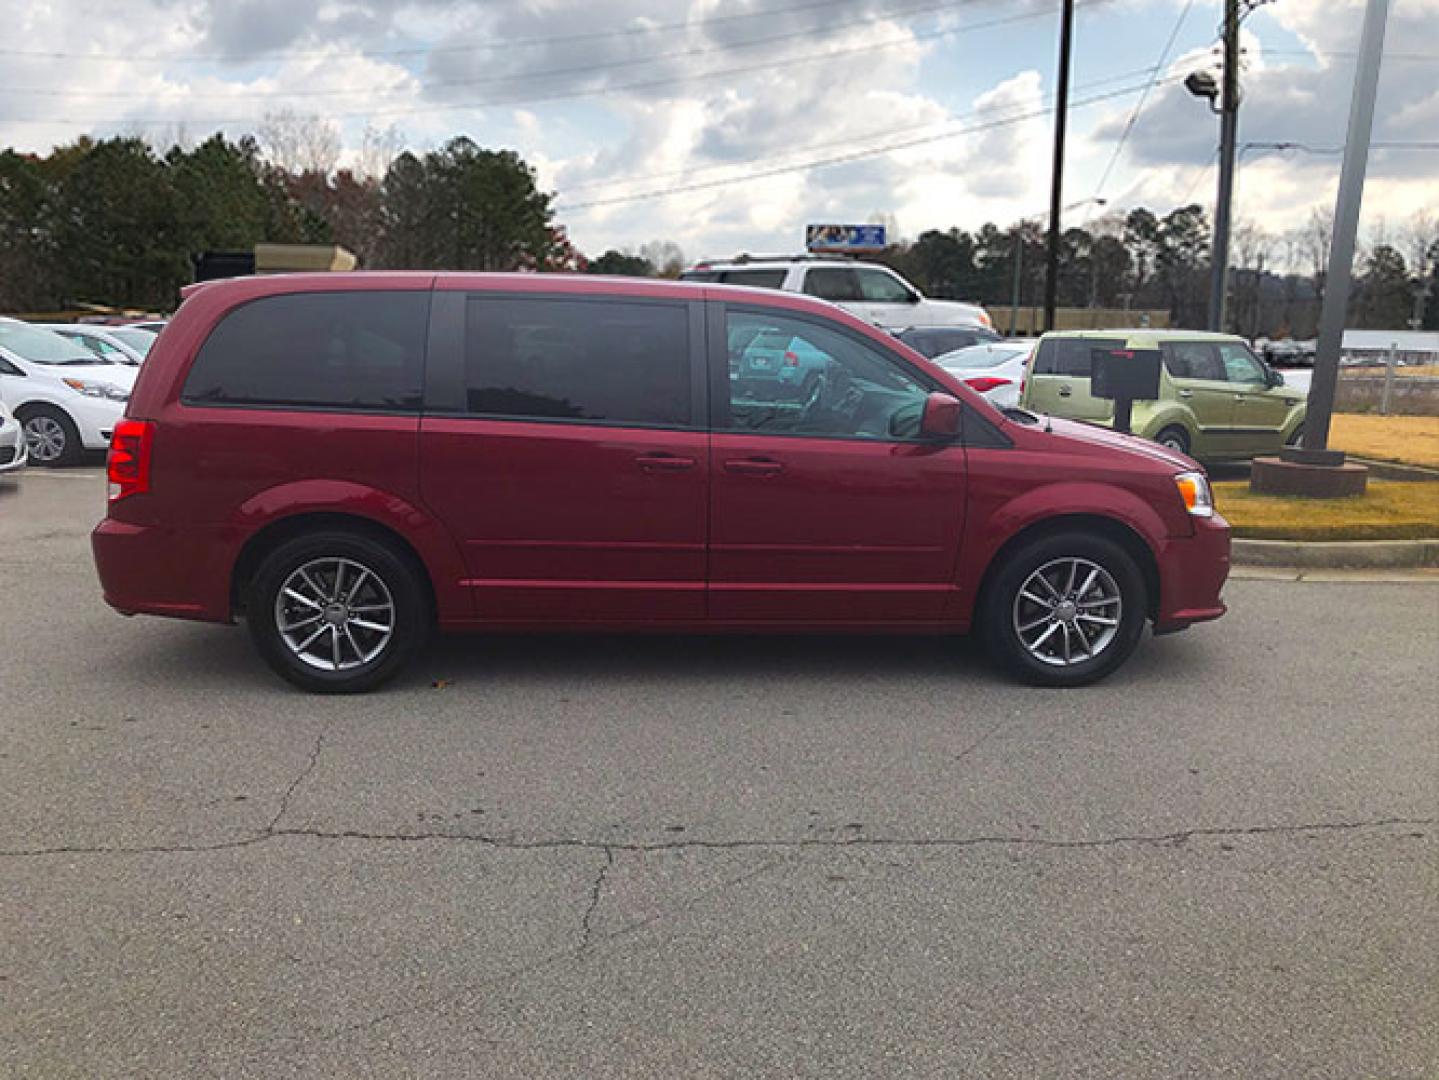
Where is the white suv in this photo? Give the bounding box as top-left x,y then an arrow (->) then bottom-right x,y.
0,318 -> 137,466
681,256 -> 992,331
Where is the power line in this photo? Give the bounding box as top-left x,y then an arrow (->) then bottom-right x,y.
4,0 -> 996,99
0,0 -> 973,64
556,74 -> 1188,212
1090,0 -> 1195,201
561,62 -> 1170,197
1,1 -> 1088,125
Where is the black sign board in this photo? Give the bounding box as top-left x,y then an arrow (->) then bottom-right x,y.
1090,347 -> 1162,402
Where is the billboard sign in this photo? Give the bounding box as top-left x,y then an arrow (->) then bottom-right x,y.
805,223 -> 887,253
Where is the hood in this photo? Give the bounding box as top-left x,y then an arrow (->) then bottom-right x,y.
1037,415 -> 1197,472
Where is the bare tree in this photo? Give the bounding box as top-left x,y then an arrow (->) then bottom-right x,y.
356,123 -> 405,180
639,240 -> 686,278
257,109 -> 341,175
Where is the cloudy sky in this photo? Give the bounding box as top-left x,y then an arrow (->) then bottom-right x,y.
3,0 -> 1436,261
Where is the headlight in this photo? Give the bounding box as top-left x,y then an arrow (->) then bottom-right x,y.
1174,471 -> 1214,518
62,378 -> 129,403
976,310 -> 993,328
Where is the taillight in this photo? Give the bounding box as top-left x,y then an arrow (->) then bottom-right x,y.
783,350 -> 799,366
107,419 -> 153,502
965,376 -> 1013,394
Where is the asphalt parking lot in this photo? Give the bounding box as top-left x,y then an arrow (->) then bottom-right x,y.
2,467 -> 1436,1079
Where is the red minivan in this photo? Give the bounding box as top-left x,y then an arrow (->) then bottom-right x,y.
92,273 -> 1229,692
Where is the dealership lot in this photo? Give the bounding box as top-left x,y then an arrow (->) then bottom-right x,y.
2,467 -> 1437,1078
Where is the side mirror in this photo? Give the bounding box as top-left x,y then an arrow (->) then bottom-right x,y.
1267,368 -> 1285,388
919,392 -> 962,439
906,291 -> 921,304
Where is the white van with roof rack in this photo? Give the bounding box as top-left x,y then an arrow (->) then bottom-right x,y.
680,254 -> 992,332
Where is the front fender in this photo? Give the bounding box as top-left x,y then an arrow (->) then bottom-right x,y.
230,480 -> 471,621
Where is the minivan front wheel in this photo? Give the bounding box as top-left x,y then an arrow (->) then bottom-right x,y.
981,532 -> 1147,687
247,531 -> 429,693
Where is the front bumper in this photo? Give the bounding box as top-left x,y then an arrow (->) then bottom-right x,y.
0,418 -> 26,472
1153,512 -> 1231,632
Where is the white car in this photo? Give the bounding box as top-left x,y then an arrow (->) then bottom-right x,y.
0,400 -> 26,474
935,339 -> 1038,410
44,324 -> 150,366
681,256 -> 992,331
0,318 -> 137,466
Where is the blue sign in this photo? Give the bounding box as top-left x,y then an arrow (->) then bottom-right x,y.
805,223 -> 887,252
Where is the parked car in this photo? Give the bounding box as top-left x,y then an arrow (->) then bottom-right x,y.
93,273 -> 1228,693
44,324 -> 149,365
121,321 -> 168,335
0,400 -> 27,474
1020,329 -> 1306,461
934,340 -> 1037,409
680,256 -> 993,331
894,325 -> 1002,359
0,318 -> 137,466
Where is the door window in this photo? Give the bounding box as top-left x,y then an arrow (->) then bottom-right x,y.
855,268 -> 913,303
1218,342 -> 1267,384
183,291 -> 428,411
1162,342 -> 1225,381
721,310 -> 929,440
464,296 -> 690,428
801,268 -> 862,302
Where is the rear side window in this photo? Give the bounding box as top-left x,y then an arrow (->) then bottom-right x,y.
1162,342 -> 1225,381
183,291 -> 428,411
719,268 -> 787,289
464,296 -> 690,428
1032,337 -> 1125,377
679,270 -> 720,282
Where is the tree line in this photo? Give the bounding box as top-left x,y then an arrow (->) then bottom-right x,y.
0,131 -> 1434,336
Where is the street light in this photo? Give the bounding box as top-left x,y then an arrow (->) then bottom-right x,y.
1009,198 -> 1107,336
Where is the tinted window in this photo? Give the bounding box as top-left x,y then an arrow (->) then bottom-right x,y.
719,268 -> 787,289
1033,337 -> 1124,377
723,310 -> 929,440
464,296 -> 690,427
183,291 -> 428,411
678,270 -> 720,282
802,268 -> 862,302
899,327 -> 1000,359
856,268 -> 912,303
1163,342 -> 1225,381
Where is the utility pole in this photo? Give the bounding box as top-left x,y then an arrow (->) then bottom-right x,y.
1042,0 -> 1075,333
1208,0 -> 1241,332
1300,0 -> 1390,459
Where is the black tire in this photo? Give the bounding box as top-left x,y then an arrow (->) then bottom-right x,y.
17,405 -> 82,467
1154,426 -> 1190,456
246,530 -> 431,693
980,531 -> 1148,688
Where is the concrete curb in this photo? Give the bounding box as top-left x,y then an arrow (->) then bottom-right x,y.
1348,457 -> 1439,482
1232,537 -> 1439,569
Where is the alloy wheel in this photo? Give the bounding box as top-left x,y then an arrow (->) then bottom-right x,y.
1012,557 -> 1123,667
274,557 -> 396,672
23,416 -> 66,463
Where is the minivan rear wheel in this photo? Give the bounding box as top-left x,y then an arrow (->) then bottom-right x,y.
247,531 -> 430,693
980,531 -> 1147,687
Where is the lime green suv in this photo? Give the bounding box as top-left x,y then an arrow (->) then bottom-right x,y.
1019,330 -> 1307,462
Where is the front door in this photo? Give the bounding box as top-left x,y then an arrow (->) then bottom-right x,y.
1217,341 -> 1289,456
708,305 -> 966,623
419,290 -> 708,622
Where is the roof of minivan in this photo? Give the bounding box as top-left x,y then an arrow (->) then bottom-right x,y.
1040,328 -> 1246,343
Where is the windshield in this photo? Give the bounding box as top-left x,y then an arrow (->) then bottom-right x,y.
938,344 -> 1029,370
111,328 -> 156,356
0,321 -> 108,365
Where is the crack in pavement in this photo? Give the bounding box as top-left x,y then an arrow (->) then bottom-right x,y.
267,720 -> 332,832
2,816 -> 1431,859
579,846 -> 615,951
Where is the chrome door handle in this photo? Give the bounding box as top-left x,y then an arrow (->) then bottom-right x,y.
1177,389 -> 1193,399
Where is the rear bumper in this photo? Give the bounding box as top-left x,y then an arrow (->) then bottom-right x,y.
1154,513 -> 1231,632
92,515 -> 234,622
